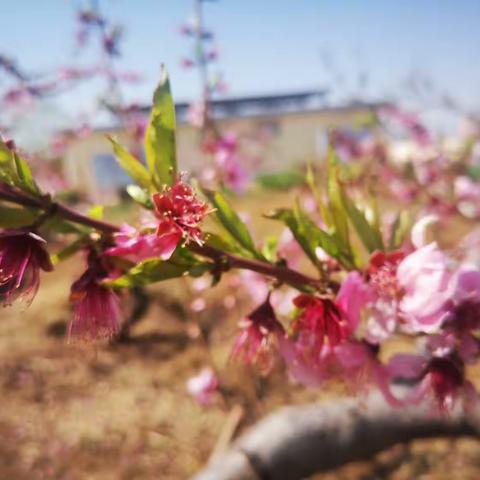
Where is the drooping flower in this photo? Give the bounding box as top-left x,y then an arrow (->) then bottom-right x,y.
291,295 -> 350,359
231,295 -> 285,374
105,223 -> 179,262
0,229 -> 53,307
438,265 -> 480,361
186,367 -> 219,406
153,177 -> 209,248
68,252 -> 121,341
397,242 -> 453,333
388,352 -> 478,412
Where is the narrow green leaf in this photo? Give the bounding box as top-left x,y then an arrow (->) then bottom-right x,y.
106,256 -> 211,288
13,153 -> 40,195
306,164 -> 333,228
327,150 -> 350,246
389,211 -> 410,250
205,232 -> 246,256
0,140 -> 16,184
269,206 -> 355,270
51,237 -> 88,264
0,205 -> 37,228
108,136 -> 152,190
203,189 -> 263,259
341,189 -> 384,253
144,66 -> 177,187
261,236 -> 279,263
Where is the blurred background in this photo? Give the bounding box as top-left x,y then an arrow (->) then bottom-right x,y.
1,1 -> 480,478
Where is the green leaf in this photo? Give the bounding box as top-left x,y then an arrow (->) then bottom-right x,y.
51,237 -> 88,264
205,232 -> 246,256
340,189 -> 384,253
144,66 -> 177,188
0,141 -> 16,184
389,210 -> 410,250
106,256 -> 211,288
203,189 -> 263,259
42,216 -> 87,234
108,136 -> 152,190
256,170 -> 304,190
272,208 -> 318,268
327,150 -> 350,246
306,163 -> 333,228
0,140 -> 40,195
0,205 -> 37,228
261,236 -> 279,262
269,205 -> 355,270
13,153 -> 39,195
126,185 -> 153,209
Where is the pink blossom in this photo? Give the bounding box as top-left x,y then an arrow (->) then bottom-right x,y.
231,296 -> 285,374
178,23 -> 194,36
441,266 -> 480,354
153,177 -> 209,247
397,243 -> 453,333
180,58 -> 194,69
0,229 -> 53,306
277,335 -> 333,386
277,229 -> 303,268
239,271 -> 269,305
68,252 -> 121,341
410,214 -> 439,248
105,224 -> 179,262
222,158 -> 250,194
186,368 -> 219,406
336,271 -> 374,331
335,341 -> 400,406
204,133 -> 251,193
454,176 -> 480,202
454,176 -> 480,218
381,104 -> 432,147
186,102 -> 206,128
388,353 -> 478,412
290,295 -> 350,360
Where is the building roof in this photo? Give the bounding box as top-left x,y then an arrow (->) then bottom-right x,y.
97,90 -> 385,131
177,90 -> 329,120
134,89 -> 330,122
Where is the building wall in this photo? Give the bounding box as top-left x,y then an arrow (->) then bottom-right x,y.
63,107 -> 375,198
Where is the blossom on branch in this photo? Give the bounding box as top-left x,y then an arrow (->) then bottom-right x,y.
0,229 -> 53,307
153,177 -> 209,248
68,252 -> 122,341
231,295 -> 285,374
105,223 -> 179,262
397,242 -> 453,333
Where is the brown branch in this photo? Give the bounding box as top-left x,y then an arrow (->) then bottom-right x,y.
192,393 -> 480,480
190,244 -> 323,290
1,184 -> 324,290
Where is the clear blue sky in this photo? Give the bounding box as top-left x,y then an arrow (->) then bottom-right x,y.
1,0 -> 480,121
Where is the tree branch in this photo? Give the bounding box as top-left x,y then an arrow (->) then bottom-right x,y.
0,183 -> 324,290
192,394 -> 480,480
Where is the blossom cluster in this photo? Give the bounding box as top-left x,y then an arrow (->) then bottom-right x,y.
231,232 -> 480,412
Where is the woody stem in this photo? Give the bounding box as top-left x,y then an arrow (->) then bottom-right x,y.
0,184 -> 324,290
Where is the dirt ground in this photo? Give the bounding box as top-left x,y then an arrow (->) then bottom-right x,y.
1,191 -> 479,479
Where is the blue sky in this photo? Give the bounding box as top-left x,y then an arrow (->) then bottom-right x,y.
1,0 -> 480,124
